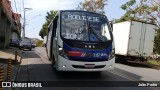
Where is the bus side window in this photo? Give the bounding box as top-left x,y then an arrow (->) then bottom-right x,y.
53,16 -> 58,37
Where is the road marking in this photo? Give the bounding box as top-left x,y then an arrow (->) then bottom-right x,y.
108,70 -> 160,90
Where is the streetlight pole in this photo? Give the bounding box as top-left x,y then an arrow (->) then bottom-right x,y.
22,0 -> 32,37
22,0 -> 25,37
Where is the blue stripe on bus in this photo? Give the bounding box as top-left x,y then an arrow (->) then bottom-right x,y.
63,42 -> 112,60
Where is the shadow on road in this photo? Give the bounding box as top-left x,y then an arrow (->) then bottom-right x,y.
21,50 -> 41,59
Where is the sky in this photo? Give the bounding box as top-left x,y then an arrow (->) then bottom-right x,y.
11,0 -> 130,40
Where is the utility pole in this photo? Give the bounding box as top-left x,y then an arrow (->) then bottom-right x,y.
22,0 -> 32,37
22,0 -> 25,37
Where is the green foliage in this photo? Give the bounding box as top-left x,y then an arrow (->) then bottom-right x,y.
36,40 -> 44,47
147,60 -> 160,66
116,0 -> 160,24
154,28 -> 160,54
121,0 -> 136,10
46,11 -> 58,23
39,10 -> 58,39
77,0 -> 107,14
39,22 -> 48,38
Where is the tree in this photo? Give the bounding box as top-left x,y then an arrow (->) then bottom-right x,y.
116,0 -> 160,25
115,0 -> 136,22
36,40 -> 44,47
77,0 -> 107,14
39,22 -> 48,38
46,10 -> 58,23
116,0 -> 160,53
39,10 -> 58,38
154,28 -> 160,54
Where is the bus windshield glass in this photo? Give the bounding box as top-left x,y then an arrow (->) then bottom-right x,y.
61,11 -> 111,42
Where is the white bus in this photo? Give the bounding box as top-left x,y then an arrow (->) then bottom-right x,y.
46,10 -> 115,72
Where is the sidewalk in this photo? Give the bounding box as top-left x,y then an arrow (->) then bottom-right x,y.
0,47 -> 22,61
0,47 -> 22,81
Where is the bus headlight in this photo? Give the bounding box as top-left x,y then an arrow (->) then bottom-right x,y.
109,48 -> 115,60
58,47 -> 63,54
58,46 -> 68,59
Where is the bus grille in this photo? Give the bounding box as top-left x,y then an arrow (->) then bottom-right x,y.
72,65 -> 105,69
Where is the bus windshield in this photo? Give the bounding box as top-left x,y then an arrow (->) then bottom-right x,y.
61,11 -> 111,42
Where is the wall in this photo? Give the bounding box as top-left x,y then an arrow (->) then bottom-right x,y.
0,0 -> 21,49
11,32 -> 19,40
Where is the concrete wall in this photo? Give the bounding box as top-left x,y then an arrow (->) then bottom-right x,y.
0,7 -> 12,49
0,7 -> 2,48
11,32 -> 19,40
0,0 -> 21,49
5,20 -> 11,48
0,7 -> 5,49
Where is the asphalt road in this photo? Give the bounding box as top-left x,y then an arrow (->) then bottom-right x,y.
14,47 -> 160,90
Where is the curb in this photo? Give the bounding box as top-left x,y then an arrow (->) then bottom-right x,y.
0,49 -> 22,82
12,56 -> 22,81
127,61 -> 160,70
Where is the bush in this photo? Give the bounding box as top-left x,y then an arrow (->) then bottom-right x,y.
36,40 -> 44,47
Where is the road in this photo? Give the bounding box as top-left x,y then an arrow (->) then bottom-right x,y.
14,47 -> 160,90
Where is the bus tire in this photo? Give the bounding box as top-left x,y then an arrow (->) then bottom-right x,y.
115,55 -> 120,63
52,55 -> 55,64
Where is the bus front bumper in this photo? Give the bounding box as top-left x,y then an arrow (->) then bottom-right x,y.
56,55 -> 115,72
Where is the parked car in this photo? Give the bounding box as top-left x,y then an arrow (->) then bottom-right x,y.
10,39 -> 20,47
31,42 -> 36,48
19,41 -> 32,51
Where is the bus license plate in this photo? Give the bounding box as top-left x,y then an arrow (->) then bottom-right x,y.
84,64 -> 95,68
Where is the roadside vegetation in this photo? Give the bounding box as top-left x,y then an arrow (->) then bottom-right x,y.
147,60 -> 160,66
76,0 -> 107,14
39,10 -> 58,39
36,40 -> 44,47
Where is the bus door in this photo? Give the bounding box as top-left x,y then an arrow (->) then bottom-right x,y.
52,16 -> 58,62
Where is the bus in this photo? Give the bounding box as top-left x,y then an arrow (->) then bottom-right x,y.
46,10 -> 115,72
